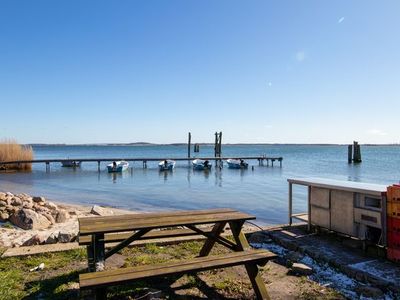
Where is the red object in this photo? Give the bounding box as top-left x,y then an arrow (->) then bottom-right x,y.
387,247 -> 400,263
387,185 -> 400,202
387,217 -> 400,249
387,201 -> 400,219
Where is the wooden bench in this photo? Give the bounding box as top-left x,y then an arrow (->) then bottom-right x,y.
80,249 -> 277,300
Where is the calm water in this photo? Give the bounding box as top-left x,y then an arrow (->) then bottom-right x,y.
1,145 -> 399,225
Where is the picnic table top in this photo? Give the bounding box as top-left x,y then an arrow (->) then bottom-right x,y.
79,208 -> 256,236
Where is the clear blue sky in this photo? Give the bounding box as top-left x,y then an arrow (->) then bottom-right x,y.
1,1 -> 399,144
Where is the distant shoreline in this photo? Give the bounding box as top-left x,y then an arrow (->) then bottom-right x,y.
28,143 -> 400,147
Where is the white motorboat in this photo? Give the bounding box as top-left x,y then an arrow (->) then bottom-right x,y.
159,160 -> 176,171
192,159 -> 212,170
226,158 -> 248,169
107,161 -> 129,173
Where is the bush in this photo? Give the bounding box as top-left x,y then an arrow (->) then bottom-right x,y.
0,139 -> 33,171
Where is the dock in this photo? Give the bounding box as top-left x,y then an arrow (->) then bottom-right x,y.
0,156 -> 283,172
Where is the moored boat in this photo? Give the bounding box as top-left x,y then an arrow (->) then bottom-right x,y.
226,158 -> 248,169
192,159 -> 212,170
159,160 -> 176,171
61,160 -> 81,167
107,161 -> 129,173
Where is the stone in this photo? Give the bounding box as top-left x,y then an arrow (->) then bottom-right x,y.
11,197 -> 23,206
248,231 -> 270,244
22,233 -> 47,246
0,200 -> 7,207
46,232 -> 59,244
285,251 -> 304,263
44,201 -> 58,211
32,196 -> 46,203
355,285 -> 384,298
6,192 -> 13,197
43,213 -> 56,225
0,212 -> 10,222
6,205 -> 17,214
23,201 -> 34,209
58,231 -> 76,243
9,209 -> 51,230
0,192 -> 7,200
56,210 -> 69,223
291,263 -> 313,275
91,205 -> 115,216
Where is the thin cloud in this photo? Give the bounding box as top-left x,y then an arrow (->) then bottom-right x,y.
338,17 -> 345,24
295,51 -> 306,62
367,129 -> 387,136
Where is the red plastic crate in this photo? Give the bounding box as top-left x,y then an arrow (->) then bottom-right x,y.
387,186 -> 400,202
387,201 -> 400,219
387,247 -> 400,263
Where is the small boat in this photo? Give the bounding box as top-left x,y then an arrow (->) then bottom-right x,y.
192,159 -> 212,170
61,160 -> 81,167
226,158 -> 248,169
107,161 -> 129,173
159,160 -> 176,171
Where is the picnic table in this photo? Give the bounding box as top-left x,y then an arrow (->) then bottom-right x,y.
78,208 -> 276,299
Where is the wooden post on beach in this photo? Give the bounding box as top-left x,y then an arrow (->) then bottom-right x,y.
188,132 -> 191,158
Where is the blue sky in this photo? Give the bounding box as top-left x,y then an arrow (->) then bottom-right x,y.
1,1 -> 399,144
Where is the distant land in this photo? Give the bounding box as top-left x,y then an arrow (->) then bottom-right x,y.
28,143 -> 400,147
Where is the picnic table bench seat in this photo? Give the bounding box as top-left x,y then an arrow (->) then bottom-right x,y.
80,249 -> 276,300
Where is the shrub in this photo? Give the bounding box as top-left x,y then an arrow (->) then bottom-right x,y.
0,139 -> 33,171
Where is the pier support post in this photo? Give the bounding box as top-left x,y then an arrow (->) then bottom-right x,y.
143,160 -> 147,168
97,161 -> 101,172
279,158 -> 282,168
45,162 -> 50,172
348,145 -> 353,163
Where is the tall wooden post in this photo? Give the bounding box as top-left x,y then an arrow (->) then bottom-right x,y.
214,132 -> 218,157
188,132 -> 191,158
348,145 -> 353,163
353,141 -> 362,163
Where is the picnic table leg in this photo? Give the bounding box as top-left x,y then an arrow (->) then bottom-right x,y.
199,221 -> 226,257
229,221 -> 271,300
93,233 -> 105,272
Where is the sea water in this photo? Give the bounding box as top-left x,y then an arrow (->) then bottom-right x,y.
0,144 -> 399,225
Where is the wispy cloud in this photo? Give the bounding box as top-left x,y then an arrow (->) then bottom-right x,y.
338,17 -> 345,24
295,51 -> 306,62
267,81 -> 272,87
367,129 -> 387,136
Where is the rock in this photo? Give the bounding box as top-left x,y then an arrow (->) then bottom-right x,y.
0,212 -> 10,222
6,205 -> 17,214
58,231 -> 76,243
23,201 -> 34,209
6,192 -> 13,197
355,285 -> 384,298
9,209 -> 51,230
0,200 -> 7,207
46,231 -> 59,244
44,201 -> 58,211
56,210 -> 70,223
291,263 -> 313,275
43,213 -> 56,225
0,192 -> 7,200
91,205 -> 115,216
248,232 -> 270,244
11,197 -> 23,206
32,196 -> 46,203
22,233 -> 48,246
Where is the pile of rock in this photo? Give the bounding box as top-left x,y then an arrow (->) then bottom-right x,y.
0,192 -> 70,230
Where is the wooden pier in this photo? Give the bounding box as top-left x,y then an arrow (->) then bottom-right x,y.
0,156 -> 283,172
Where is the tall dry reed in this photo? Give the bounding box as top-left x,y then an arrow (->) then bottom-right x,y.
0,139 -> 33,171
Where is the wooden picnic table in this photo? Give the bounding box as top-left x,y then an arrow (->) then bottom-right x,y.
78,208 -> 276,299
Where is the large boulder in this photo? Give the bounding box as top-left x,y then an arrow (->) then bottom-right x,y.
0,212 -> 9,222
22,233 -> 48,246
9,209 -> 51,230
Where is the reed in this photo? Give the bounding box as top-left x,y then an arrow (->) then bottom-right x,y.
0,139 -> 33,171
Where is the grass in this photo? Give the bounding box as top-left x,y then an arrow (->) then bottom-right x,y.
0,139 -> 33,171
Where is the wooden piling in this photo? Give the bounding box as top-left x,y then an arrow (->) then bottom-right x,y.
97,161 -> 101,172
348,145 -> 353,163
187,132 -> 191,158
353,141 -> 362,163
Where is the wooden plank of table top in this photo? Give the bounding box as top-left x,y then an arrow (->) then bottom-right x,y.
79,208 -> 236,226
79,211 -> 254,235
80,249 -> 277,288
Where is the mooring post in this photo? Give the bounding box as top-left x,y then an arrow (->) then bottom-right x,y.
279,158 -> 282,168
97,161 -> 101,172
348,145 -> 353,163
353,141 -> 362,163
188,132 -> 191,158
45,162 -> 50,172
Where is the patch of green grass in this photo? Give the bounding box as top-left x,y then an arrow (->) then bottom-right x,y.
213,278 -> 249,294
0,269 -> 26,300
1,222 -> 14,229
